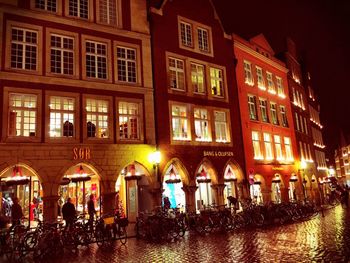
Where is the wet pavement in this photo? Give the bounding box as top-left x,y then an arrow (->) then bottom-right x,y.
16,206 -> 350,262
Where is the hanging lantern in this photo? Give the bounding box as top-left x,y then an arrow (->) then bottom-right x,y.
124,163 -> 143,181
224,167 -> 237,182
70,165 -> 91,182
165,166 -> 181,184
60,177 -> 71,185
1,166 -> 30,186
289,174 -> 298,182
196,168 -> 211,183
272,175 -> 281,183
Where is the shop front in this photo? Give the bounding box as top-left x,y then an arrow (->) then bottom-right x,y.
162,164 -> 186,210
0,164 -> 43,225
249,174 -> 264,205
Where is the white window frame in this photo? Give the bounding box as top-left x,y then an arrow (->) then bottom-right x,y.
285,137 -> 293,161
256,66 -> 265,90
248,95 -> 258,121
194,108 -> 211,142
270,102 -> 279,125
171,104 -> 190,141
31,0 -> 60,13
214,110 -> 230,143
65,0 -> 92,20
266,72 -> 276,94
179,21 -> 193,48
116,46 -> 137,83
274,135 -> 284,161
197,27 -> 209,53
244,61 -> 254,86
279,105 -> 288,127
276,76 -> 285,98
259,98 -> 269,123
252,131 -> 263,160
210,67 -> 224,98
191,63 -> 205,94
96,0 -> 122,27
264,133 -> 274,160
168,57 -> 185,91
117,99 -> 143,142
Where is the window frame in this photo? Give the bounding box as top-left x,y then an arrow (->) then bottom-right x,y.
259,98 -> 269,123
3,87 -> 42,143
193,107 -> 211,142
177,16 -> 213,57
276,76 -> 285,98
81,35 -> 112,83
169,102 -> 191,142
279,105 -> 288,127
45,28 -> 79,79
263,133 -> 274,160
274,135 -> 284,161
96,0 -> 123,27
243,60 -> 254,86
45,91 -> 80,142
31,0 -> 62,14
190,62 -> 206,95
248,95 -> 258,121
82,94 -> 113,143
209,66 -> 225,99
284,137 -> 293,161
64,0 -> 93,21
116,97 -> 143,143
266,72 -> 276,94
270,102 -> 279,125
213,109 -> 231,144
5,21 -> 43,75
167,56 -> 186,92
255,66 -> 265,90
252,131 -> 263,160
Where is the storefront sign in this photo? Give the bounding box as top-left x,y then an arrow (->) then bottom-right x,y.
203,151 -> 234,157
272,167 -> 284,171
73,147 -> 91,160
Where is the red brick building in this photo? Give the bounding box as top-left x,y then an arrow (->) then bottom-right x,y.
233,34 -> 299,203
149,0 -> 246,211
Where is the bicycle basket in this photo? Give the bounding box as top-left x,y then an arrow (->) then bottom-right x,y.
103,217 -> 115,225
116,218 -> 129,227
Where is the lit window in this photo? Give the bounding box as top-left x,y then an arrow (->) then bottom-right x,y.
34,0 -> 57,12
264,133 -> 273,160
276,77 -> 284,97
248,95 -> 258,121
99,0 -> 117,25
299,141 -> 304,160
244,61 -> 254,85
284,137 -> 293,161
279,106 -> 288,127
214,111 -> 229,143
49,96 -> 75,137
180,21 -> 192,47
256,66 -> 265,90
198,27 -> 209,52
300,93 -> 305,109
252,131 -> 263,160
194,108 -> 210,142
171,105 -> 189,141
69,0 -> 88,19
50,34 -> 74,75
10,27 -> 38,70
259,98 -> 269,123
274,135 -> 284,160
9,93 -> 37,137
118,101 -> 140,140
191,63 -> 205,94
210,67 -> 224,97
86,98 -> 109,138
168,57 -> 185,91
295,112 -> 300,131
270,102 -> 279,125
117,46 -> 136,83
266,72 -> 276,94
85,40 -> 107,79
303,117 -> 308,134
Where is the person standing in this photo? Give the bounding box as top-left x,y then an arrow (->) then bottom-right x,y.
11,197 -> 23,226
87,194 -> 96,221
62,198 -> 76,229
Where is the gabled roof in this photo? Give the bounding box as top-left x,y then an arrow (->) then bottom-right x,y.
149,0 -> 229,35
250,33 -> 275,55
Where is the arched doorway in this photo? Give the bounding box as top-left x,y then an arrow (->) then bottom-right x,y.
223,163 -> 244,209
0,164 -> 42,225
162,164 -> 185,210
271,174 -> 283,204
289,174 -> 298,202
60,163 -> 100,216
249,174 -> 264,205
115,162 -> 151,222
195,164 -> 215,210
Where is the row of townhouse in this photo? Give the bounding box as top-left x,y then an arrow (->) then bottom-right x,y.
0,0 -> 328,222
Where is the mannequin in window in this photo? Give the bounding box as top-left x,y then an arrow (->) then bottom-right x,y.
63,121 -> 74,137
87,121 -> 96,137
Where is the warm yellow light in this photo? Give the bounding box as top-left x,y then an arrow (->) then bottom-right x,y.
300,160 -> 307,170
149,151 -> 161,164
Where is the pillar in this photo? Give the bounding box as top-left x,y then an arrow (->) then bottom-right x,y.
101,180 -> 117,215
181,185 -> 197,212
211,184 -> 226,206
42,195 -> 60,223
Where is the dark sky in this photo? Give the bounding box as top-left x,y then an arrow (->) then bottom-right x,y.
213,0 -> 350,159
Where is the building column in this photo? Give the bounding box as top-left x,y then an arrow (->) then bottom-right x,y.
182,185 -> 198,212
148,185 -> 163,210
261,189 -> 271,204
280,187 -> 289,202
211,184 -> 226,206
42,195 -> 60,222
101,180 -> 117,215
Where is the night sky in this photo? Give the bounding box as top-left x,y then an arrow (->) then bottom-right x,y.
213,0 -> 350,160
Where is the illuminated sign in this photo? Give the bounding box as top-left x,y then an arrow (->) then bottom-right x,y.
73,147 -> 91,160
203,151 -> 234,157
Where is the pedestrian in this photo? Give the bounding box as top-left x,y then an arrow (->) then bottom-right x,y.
87,194 -> 96,223
62,197 -> 76,229
11,197 -> 23,227
163,196 -> 171,211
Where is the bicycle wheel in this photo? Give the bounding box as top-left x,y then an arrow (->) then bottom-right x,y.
118,227 -> 127,245
94,227 -> 105,247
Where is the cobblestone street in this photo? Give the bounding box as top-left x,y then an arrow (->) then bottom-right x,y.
41,205 -> 350,263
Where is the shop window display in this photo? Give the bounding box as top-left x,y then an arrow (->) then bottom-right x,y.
162,165 -> 185,210
195,165 -> 213,211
